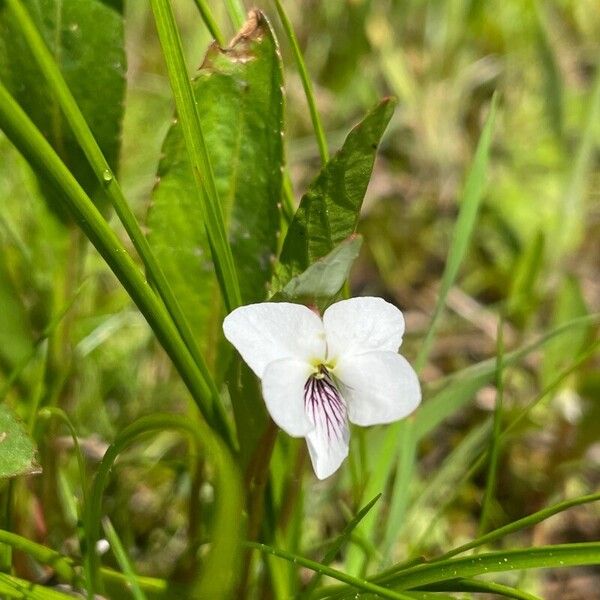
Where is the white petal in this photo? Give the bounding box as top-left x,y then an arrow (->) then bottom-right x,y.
262,359 -> 314,437
334,351 -> 421,426
223,302 -> 326,378
303,371 -> 349,479
323,297 -> 405,361
306,422 -> 349,480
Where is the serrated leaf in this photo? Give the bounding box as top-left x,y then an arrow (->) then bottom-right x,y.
0,403 -> 40,479
272,235 -> 362,306
273,98 -> 395,290
0,0 -> 125,217
148,12 -> 283,359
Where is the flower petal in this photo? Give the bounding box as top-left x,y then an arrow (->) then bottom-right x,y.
306,419 -> 349,480
334,351 -> 421,426
323,297 -> 405,361
223,302 -> 325,377
262,358 -> 314,437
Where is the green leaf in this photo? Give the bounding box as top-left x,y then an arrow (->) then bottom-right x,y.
148,12 -> 283,358
272,235 -> 363,306
0,403 -> 40,479
0,0 -> 125,217
378,543 -> 600,591
273,98 -> 396,290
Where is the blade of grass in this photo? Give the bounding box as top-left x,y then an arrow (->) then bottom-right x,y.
410,338 -> 600,556
149,0 -> 242,313
347,94 -> 498,574
301,494 -> 382,599
245,541 -> 415,600
380,543 -> 600,590
0,572 -> 80,600
415,93 -> 498,372
419,578 -> 542,600
0,81 -> 232,445
271,0 -> 329,165
3,0 -> 228,431
438,491 -> 600,561
85,414 -> 242,598
102,517 -> 148,600
224,0 -> 246,29
0,530 -> 78,584
478,318 -> 505,535
321,543 -> 600,599
191,0 -> 226,46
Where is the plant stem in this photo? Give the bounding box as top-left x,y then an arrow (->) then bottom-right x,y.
0,81 -> 233,446
85,414 -> 242,598
271,0 -> 329,165
191,0 -> 226,46
478,318 -> 505,536
5,0 -> 230,440
224,0 -> 246,29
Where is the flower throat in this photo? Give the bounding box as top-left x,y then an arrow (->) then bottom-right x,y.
304,365 -> 346,440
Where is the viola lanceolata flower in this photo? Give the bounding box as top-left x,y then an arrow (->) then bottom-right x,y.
223,297 -> 421,479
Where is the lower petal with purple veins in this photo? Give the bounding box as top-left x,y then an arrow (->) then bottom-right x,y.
303,367 -> 349,479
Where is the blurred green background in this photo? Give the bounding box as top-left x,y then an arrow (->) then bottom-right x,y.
0,1 -> 599,598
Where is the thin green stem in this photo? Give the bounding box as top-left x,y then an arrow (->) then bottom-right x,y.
419,577 -> 542,600
0,528 -> 168,595
245,541 -> 415,600
37,407 -> 88,510
412,338 -> 600,554
0,529 -> 78,585
379,543 -> 600,590
224,0 -> 246,29
191,0 -> 226,46
478,318 -> 505,535
5,0 -> 230,440
85,414 -> 242,598
438,491 -> 600,562
149,0 -> 242,313
272,0 -> 329,165
0,81 -> 232,446
102,517 -> 147,600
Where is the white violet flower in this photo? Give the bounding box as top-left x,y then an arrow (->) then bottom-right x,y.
223,297 -> 421,479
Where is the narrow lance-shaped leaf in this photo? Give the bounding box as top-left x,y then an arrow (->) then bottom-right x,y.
0,403 -> 40,480
0,0 -> 125,217
148,11 -> 283,360
273,98 -> 396,290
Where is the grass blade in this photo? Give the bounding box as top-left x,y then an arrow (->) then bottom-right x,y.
420,578 -> 542,600
347,94 -> 498,574
102,517 -> 147,600
4,0 -> 227,427
416,93 -> 498,372
301,494 -> 382,598
478,318 -> 505,535
0,81 -> 232,444
245,541 -> 415,600
380,543 -> 600,590
271,0 -> 329,165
